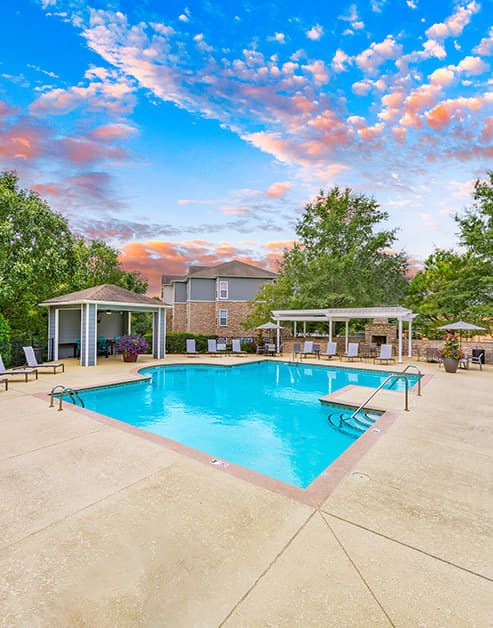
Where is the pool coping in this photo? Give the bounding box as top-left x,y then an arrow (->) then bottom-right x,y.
34,360 -> 432,508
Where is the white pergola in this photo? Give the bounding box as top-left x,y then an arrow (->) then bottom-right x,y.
271,306 -> 417,363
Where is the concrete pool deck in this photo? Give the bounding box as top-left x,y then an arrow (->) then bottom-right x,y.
0,354 -> 491,626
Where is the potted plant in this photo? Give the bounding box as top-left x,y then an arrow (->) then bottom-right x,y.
115,334 -> 148,362
438,333 -> 464,373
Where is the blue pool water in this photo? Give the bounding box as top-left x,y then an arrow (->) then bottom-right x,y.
79,362 -> 417,488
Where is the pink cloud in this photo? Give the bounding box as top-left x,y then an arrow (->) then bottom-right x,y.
425,96 -> 483,129
60,135 -> 128,163
266,181 -> 291,198
355,36 -> 402,74
91,123 -> 137,140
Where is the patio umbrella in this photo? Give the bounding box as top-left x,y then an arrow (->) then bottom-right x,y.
437,321 -> 486,346
255,322 -> 280,330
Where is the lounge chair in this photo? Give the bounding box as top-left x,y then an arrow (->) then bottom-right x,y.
217,342 -> 228,354
293,342 -> 302,359
374,344 -> 395,365
186,339 -> 198,356
301,341 -> 316,358
341,343 -> 361,361
0,354 -> 38,382
231,339 -> 247,355
207,339 -> 220,356
320,342 -> 337,359
23,346 -> 64,374
0,378 -> 7,391
265,343 -> 277,356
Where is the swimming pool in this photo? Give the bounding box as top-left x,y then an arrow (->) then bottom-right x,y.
79,362 -> 417,488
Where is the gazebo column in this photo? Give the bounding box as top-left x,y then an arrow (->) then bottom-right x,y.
80,303 -> 98,367
303,321 -> 306,337
47,306 -> 57,361
153,308 -> 166,359
408,318 -> 413,358
128,312 -> 132,334
398,318 -> 403,364
345,320 -> 349,352
293,321 -> 297,338
328,318 -> 333,342
276,323 -> 280,353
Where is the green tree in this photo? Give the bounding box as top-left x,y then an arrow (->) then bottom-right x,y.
0,171 -> 75,336
407,171 -> 492,334
245,187 -> 409,328
70,238 -> 147,294
455,171 -> 493,260
0,171 -> 148,337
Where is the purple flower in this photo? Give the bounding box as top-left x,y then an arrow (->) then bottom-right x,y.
115,334 -> 148,355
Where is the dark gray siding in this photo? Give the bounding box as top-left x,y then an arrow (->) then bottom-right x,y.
189,278 -> 215,301
48,307 -> 56,360
174,282 -> 187,303
218,277 -> 273,301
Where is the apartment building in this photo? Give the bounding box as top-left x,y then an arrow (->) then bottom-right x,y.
161,260 -> 277,338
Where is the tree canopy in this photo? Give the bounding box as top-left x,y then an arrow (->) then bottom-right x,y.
0,171 -> 148,338
407,171 -> 492,334
245,187 -> 409,328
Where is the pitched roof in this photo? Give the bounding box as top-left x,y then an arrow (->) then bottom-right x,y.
190,260 -> 277,279
162,274 -> 187,284
40,284 -> 166,306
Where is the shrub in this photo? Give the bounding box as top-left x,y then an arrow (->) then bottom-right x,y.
0,313 -> 11,364
115,334 -> 148,356
241,341 -> 255,353
166,331 -> 217,353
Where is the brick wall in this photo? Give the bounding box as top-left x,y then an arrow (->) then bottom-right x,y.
188,302 -> 216,335
214,301 -> 257,338
172,304 -> 187,332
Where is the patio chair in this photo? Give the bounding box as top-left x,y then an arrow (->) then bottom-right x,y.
231,339 -> 247,355
293,342 -> 302,359
341,343 -> 361,361
186,339 -> 198,356
265,343 -> 277,356
23,346 -> 64,374
471,351 -> 484,370
207,339 -> 219,356
0,378 -> 7,392
301,341 -> 315,358
320,342 -> 337,359
374,344 -> 395,365
0,354 -> 38,382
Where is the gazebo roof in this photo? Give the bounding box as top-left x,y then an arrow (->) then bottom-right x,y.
40,284 -> 168,308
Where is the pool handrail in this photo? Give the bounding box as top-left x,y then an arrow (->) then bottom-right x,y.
400,364 -> 422,396
49,384 -> 85,411
350,374 -> 410,420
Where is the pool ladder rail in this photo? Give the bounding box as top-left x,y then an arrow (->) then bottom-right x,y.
327,365 -> 423,438
49,385 -> 85,411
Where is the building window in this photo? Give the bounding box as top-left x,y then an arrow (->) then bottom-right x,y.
219,280 -> 228,299
219,309 -> 228,326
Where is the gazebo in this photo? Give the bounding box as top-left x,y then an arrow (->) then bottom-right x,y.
271,306 -> 417,363
40,284 -> 170,367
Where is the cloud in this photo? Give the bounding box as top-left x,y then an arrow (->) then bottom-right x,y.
425,1 -> 480,41
355,36 -> 403,74
118,240 -> 280,294
268,32 -> 286,44
332,49 -> 350,72
456,56 -> 490,76
306,24 -> 324,40
425,95 -> 484,129
473,26 -> 493,56
266,181 -> 291,198
30,67 -> 136,116
338,4 -> 365,30
90,123 -> 137,140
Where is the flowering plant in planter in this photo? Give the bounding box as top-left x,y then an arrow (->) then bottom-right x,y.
438,334 -> 464,361
115,334 -> 148,362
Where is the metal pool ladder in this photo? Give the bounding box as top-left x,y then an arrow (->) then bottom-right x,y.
49,385 -> 85,411
349,374 -> 412,421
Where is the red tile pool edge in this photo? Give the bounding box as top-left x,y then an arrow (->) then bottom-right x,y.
33,362 -> 432,508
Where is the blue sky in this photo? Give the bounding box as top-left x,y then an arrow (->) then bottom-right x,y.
0,0 -> 492,292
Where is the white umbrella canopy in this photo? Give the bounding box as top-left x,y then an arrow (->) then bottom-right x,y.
437,321 -> 486,331
255,321 -> 280,330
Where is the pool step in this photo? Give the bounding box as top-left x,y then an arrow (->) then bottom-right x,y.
327,411 -> 377,438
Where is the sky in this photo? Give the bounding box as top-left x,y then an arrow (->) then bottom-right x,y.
0,0 -> 492,294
